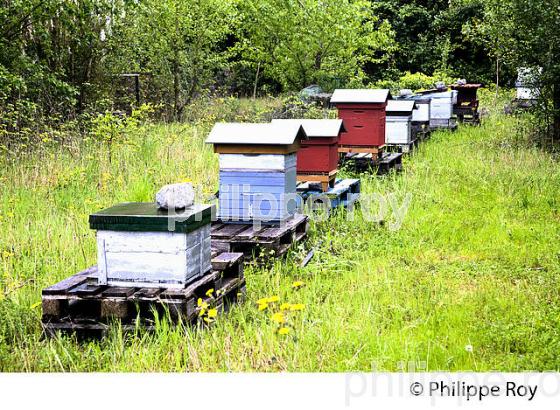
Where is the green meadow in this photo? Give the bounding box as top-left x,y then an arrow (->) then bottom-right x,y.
1,93 -> 559,371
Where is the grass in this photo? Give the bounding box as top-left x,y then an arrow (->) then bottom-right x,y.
1,93 -> 559,371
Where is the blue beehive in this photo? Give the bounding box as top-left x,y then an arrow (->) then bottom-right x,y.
206,123 -> 307,224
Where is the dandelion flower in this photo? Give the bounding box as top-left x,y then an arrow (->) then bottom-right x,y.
206,288 -> 214,297
465,344 -> 473,353
278,327 -> 291,335
267,295 -> 280,303
258,302 -> 268,311
271,312 -> 285,324
290,303 -> 305,311
257,297 -> 269,305
280,303 -> 291,311
292,281 -> 305,289
207,308 -> 218,319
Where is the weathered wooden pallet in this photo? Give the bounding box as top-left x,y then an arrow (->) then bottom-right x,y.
386,138 -> 419,154
211,213 -> 309,259
41,252 -> 245,339
340,151 -> 403,174
297,178 -> 360,210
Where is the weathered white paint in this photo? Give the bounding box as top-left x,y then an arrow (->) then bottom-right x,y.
96,224 -> 211,288
219,153 -> 296,170
430,99 -> 453,120
386,116 -> 412,144
412,103 -> 430,123
516,87 -> 539,100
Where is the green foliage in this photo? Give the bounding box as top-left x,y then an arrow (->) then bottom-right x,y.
372,71 -> 456,93
474,0 -> 560,141
235,0 -> 396,91
106,0 -> 236,120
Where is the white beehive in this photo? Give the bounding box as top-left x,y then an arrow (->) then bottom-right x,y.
90,202 -> 214,288
385,100 -> 415,145
206,122 -> 306,223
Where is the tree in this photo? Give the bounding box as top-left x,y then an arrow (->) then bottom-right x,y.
236,0 -> 396,91
477,0 -> 560,141
370,0 -> 494,83
107,0 -> 236,120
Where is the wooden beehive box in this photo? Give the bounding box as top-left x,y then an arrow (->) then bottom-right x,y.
89,202 -> 214,288
330,89 -> 390,149
206,122 -> 307,224
410,98 -> 431,124
385,100 -> 416,145
271,118 -> 344,172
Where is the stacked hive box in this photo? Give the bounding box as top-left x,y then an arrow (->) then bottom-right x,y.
418,89 -> 458,129
89,202 -> 214,288
385,100 -> 416,145
516,67 -> 540,101
450,83 -> 481,123
206,122 -> 307,224
330,89 -> 391,155
271,119 -> 345,191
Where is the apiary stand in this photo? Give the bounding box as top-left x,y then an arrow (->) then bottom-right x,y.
41,252 -> 245,339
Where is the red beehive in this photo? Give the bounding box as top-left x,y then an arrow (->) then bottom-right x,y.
272,119 -> 345,191
330,89 -> 391,149
272,119 -> 344,173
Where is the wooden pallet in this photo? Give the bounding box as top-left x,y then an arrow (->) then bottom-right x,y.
339,151 -> 403,174
296,169 -> 337,192
297,178 -> 360,210
338,145 -> 384,157
386,138 -> 419,154
41,252 -> 245,339
211,213 -> 309,258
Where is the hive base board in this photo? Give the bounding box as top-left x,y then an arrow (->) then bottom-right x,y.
211,214 -> 309,261
429,119 -> 458,131
386,138 -> 419,154
339,151 -> 402,174
41,252 -> 245,339
296,170 -> 337,192
297,179 -> 360,211
338,145 -> 384,156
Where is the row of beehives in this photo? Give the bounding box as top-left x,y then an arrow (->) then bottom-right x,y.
86,84 -> 481,290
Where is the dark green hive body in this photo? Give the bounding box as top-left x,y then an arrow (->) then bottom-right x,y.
89,202 -> 214,233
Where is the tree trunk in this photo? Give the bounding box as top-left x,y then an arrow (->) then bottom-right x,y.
554,83 -> 560,144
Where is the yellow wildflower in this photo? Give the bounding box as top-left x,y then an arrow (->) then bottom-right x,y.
258,302 -> 268,311
271,312 -> 285,324
267,295 -> 280,303
278,327 -> 291,335
280,303 -> 291,311
31,302 -> 41,309
256,297 -> 269,305
2,251 -> 14,259
292,281 -> 305,289
205,288 -> 214,297
290,303 -> 305,311
207,308 -> 218,319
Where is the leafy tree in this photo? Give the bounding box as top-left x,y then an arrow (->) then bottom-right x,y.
236,0 -> 396,91
476,0 -> 560,141
370,0 -> 494,83
107,0 -> 236,120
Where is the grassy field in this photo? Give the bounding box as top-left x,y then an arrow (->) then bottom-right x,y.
1,94 -> 559,372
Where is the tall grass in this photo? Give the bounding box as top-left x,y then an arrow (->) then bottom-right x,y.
1,93 -> 559,371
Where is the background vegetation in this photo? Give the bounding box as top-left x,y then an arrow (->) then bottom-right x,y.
0,0 -> 530,142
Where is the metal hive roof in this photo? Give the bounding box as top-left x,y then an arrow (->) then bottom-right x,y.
270,119 -> 345,137
386,100 -> 416,113
206,122 -> 307,145
330,89 -> 390,104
